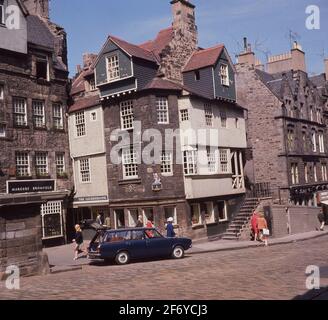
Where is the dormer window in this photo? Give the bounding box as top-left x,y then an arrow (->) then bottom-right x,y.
0,0 -> 5,26
195,70 -> 200,81
36,54 -> 49,81
89,78 -> 96,91
107,54 -> 120,81
220,64 -> 229,86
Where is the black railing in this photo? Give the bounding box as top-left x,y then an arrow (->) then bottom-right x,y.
247,182 -> 272,199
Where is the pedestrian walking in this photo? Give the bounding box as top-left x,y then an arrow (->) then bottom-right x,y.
166,217 -> 176,238
257,212 -> 269,246
73,224 -> 87,260
135,215 -> 144,228
250,211 -> 259,241
317,208 -> 326,231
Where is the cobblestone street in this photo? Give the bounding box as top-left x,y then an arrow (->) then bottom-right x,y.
1,236 -> 327,300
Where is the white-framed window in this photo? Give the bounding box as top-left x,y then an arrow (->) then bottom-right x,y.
183,149 -> 198,175
217,201 -> 228,222
120,100 -> 134,130
201,202 -> 215,224
79,158 -> 91,183
207,147 -> 217,173
107,54 -> 120,81
89,78 -> 96,91
322,164 -> 327,181
312,131 -> 317,152
180,109 -> 189,122
13,97 -> 27,126
314,164 -> 318,182
56,153 -> 65,176
319,132 -> 325,153
164,207 -> 177,225
32,100 -> 45,128
41,201 -> 63,240
90,111 -> 97,122
0,0 -> 5,25
156,97 -> 169,124
220,64 -> 229,86
0,124 -> 5,138
219,149 -> 229,173
304,163 -> 308,183
191,204 -> 201,226
122,147 -> 139,179
291,163 -> 299,185
75,111 -> 86,137
161,151 -> 173,175
0,84 -> 3,99
15,152 -> 30,177
204,104 -> 213,127
220,110 -> 227,128
53,103 -> 64,130
35,152 -> 48,176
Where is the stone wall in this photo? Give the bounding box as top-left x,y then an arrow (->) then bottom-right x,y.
0,204 -> 50,279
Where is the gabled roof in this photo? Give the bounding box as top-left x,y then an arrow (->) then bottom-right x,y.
139,27 -> 174,61
183,44 -> 225,73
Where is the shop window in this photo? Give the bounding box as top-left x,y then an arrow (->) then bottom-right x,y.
41,201 -> 63,240
114,209 -> 125,229
191,204 -> 201,226
143,208 -> 154,224
164,207 -> 177,225
128,209 -> 139,227
200,202 -> 215,224
217,201 -> 228,222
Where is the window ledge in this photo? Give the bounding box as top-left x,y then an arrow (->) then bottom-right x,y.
187,174 -> 233,180
52,128 -> 65,133
13,125 -> 29,129
34,127 -> 47,131
36,175 -> 51,179
15,176 -> 33,180
118,178 -> 141,185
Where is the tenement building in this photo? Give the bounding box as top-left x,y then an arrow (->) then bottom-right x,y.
236,40 -> 328,206
78,0 -> 248,239
0,0 -> 71,276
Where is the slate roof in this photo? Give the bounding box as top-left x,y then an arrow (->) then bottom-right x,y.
26,15 -> 54,49
69,95 -> 100,113
144,77 -> 182,91
310,74 -> 326,88
183,44 -> 224,73
109,36 -> 157,63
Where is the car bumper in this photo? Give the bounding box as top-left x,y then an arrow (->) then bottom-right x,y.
88,252 -> 102,260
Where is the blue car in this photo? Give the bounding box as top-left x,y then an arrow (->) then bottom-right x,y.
88,227 -> 192,265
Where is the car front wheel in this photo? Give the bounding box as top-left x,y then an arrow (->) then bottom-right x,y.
115,251 -> 130,265
172,246 -> 185,259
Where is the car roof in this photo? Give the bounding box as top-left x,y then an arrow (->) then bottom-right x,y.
105,228 -> 156,232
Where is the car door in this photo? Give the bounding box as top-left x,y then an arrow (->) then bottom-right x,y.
144,229 -> 172,258
129,230 -> 148,259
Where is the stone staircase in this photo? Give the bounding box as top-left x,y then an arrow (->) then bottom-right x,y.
222,198 -> 260,240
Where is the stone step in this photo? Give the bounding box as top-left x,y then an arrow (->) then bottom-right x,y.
222,235 -> 239,240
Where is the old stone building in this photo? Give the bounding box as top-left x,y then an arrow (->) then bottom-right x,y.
236,40 -> 328,207
77,0 -> 248,239
0,0 -> 71,277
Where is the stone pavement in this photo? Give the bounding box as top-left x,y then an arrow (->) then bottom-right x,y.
44,230 -> 328,271
1,236 -> 328,300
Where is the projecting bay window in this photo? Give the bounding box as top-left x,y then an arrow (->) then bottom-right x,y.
35,152 -> 48,177
13,97 -> 27,127
41,201 -> 63,240
75,111 -> 86,137
107,54 -> 120,81
53,103 -> 64,130
122,147 -> 139,180
32,100 -> 45,128
79,158 -> 91,183
15,152 -> 30,177
183,149 -> 198,175
156,97 -> 169,124
120,100 -> 134,130
219,149 -> 229,173
291,163 -> 299,185
0,0 -> 5,25
204,104 -> 213,127
161,151 -> 173,175
220,64 -> 229,86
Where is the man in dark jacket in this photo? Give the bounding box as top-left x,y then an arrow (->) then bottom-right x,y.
318,208 -> 326,231
166,217 -> 176,238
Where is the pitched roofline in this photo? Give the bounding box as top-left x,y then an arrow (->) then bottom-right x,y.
16,0 -> 29,16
